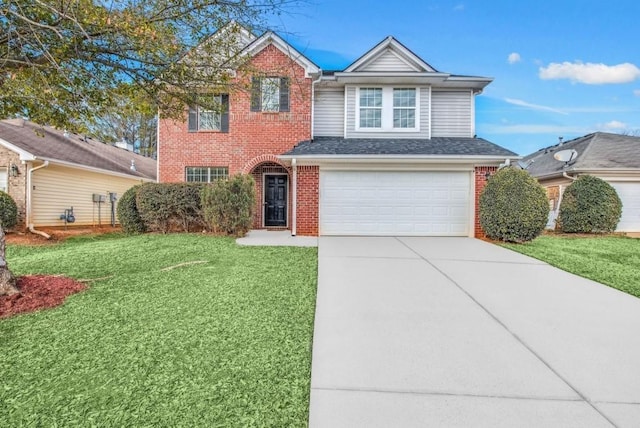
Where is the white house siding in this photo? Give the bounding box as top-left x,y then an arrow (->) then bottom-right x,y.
31,164 -> 145,226
431,90 -> 473,138
313,89 -> 345,136
358,50 -> 419,72
345,86 -> 430,139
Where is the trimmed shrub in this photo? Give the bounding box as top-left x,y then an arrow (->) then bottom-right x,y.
136,183 -> 207,233
202,174 -> 256,236
0,191 -> 18,229
558,175 -> 622,233
479,167 -> 549,243
117,185 -> 146,234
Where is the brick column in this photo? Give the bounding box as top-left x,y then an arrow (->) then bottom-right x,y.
474,166 -> 498,238
296,166 -> 319,236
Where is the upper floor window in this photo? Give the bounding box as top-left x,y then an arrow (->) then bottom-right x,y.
188,94 -> 229,132
359,88 -> 382,128
185,166 -> 229,182
393,88 -> 416,128
356,86 -> 419,132
251,77 -> 290,112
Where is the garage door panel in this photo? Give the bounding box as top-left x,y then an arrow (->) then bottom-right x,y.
610,182 -> 640,232
320,171 -> 471,236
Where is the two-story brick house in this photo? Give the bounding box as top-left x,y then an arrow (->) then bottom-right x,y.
158,26 -> 518,237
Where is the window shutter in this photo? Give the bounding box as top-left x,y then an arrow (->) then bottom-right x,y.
188,105 -> 198,131
220,94 -> 229,133
250,77 -> 261,112
279,77 -> 290,112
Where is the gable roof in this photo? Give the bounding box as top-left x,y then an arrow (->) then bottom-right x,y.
240,31 -> 320,77
522,132 -> 640,179
326,36 -> 492,90
280,136 -> 518,160
0,119 -> 156,180
344,36 -> 437,73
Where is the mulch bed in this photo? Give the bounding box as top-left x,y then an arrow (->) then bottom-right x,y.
0,275 -> 87,319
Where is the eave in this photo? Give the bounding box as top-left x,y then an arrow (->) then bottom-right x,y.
279,153 -> 520,166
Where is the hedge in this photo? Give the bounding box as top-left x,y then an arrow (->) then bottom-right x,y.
479,167 -> 549,243
558,175 -> 622,233
0,191 -> 18,230
117,185 -> 146,234
201,174 -> 256,236
136,183 -> 208,233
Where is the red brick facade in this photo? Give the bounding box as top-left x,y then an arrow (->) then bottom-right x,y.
158,44 -> 312,229
474,166 -> 498,238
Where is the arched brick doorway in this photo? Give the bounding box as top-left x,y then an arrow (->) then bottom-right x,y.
247,160 -> 291,230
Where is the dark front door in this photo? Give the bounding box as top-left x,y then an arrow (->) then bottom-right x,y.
264,175 -> 287,227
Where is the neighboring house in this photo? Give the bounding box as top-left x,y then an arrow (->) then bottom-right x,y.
521,132 -> 640,232
158,26 -> 518,237
0,118 -> 156,231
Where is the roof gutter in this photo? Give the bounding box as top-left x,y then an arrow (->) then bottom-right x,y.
26,161 -> 51,239
279,154 -> 520,164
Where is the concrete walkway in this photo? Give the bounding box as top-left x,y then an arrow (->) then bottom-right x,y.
236,229 -> 317,247
310,237 -> 640,427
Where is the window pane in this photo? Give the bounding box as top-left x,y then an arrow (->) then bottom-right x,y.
186,167 -> 228,183
393,88 -> 416,107
393,109 -> 415,128
261,78 -> 280,112
359,108 -> 382,128
360,88 -> 382,107
186,167 -> 209,182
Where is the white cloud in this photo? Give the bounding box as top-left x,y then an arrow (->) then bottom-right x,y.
507,53 -> 521,64
634,89 -> 640,96
504,98 -> 568,115
539,61 -> 640,84
598,120 -> 627,130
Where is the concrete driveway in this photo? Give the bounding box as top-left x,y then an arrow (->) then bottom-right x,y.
309,237 -> 640,427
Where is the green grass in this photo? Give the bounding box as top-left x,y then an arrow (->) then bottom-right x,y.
1,234 -> 317,427
502,235 -> 640,298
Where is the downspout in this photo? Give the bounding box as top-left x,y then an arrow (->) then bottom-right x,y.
563,171 -> 577,181
292,158 -> 297,236
27,161 -> 51,239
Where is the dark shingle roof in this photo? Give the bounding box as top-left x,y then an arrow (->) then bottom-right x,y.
0,120 -> 156,180
281,136 -> 518,157
522,132 -> 640,178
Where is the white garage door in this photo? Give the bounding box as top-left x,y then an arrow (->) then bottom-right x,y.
320,170 -> 471,236
610,182 -> 640,232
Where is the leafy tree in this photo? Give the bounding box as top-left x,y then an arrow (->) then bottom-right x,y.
0,0 -> 291,130
89,85 -> 157,158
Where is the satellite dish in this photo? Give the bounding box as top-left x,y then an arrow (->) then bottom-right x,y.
553,149 -> 578,163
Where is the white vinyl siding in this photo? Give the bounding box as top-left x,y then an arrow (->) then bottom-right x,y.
609,182 -> 640,232
31,164 -> 146,227
320,170 -> 471,236
358,49 -> 419,72
313,89 -> 344,136
431,90 -> 473,137
346,86 -> 430,138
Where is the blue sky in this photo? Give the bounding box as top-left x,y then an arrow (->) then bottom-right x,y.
270,0 -> 640,155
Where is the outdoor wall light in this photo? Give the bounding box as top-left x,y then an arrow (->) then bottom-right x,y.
484,171 -> 492,179
10,163 -> 20,177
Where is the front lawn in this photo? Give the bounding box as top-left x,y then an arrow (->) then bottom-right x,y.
1,234 -> 317,427
502,235 -> 640,298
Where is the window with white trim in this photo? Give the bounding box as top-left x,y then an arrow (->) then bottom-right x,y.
356,86 -> 419,131
359,88 -> 382,128
0,168 -> 7,192
185,167 -> 229,182
393,88 -> 416,128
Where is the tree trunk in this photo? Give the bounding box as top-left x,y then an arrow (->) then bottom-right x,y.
0,225 -> 18,296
